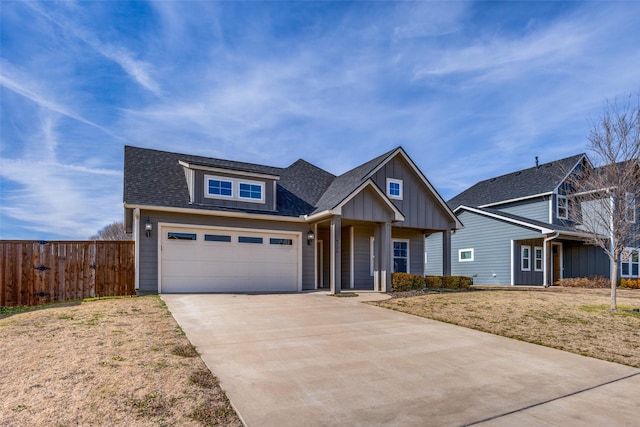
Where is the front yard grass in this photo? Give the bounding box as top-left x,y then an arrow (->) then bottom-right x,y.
0,296 -> 242,427
371,287 -> 640,368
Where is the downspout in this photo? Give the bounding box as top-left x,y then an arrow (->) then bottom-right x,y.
133,208 -> 140,291
543,231 -> 560,287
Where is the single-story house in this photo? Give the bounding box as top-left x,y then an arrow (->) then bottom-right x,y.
124,145 -> 461,294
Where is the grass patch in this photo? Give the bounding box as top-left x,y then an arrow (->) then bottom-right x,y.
330,293 -> 359,297
372,287 -> 640,367
0,296 -> 242,426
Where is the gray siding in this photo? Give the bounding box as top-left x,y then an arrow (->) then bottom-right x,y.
392,228 -> 425,276
494,196 -> 551,223
341,227 -> 351,288
425,232 -> 443,276
450,211 -> 542,285
352,225 -> 374,289
137,209 -> 313,293
341,186 -> 396,222
513,239 -> 544,285
563,241 -> 610,278
371,156 -> 453,231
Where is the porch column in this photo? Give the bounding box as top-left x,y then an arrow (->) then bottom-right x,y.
382,222 -> 392,292
374,222 -> 392,292
442,227 -> 452,276
330,216 -> 342,294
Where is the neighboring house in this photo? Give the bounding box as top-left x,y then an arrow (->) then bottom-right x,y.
427,154 -> 639,285
124,146 -> 461,294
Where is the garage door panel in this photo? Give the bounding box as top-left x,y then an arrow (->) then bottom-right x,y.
161,227 -> 299,293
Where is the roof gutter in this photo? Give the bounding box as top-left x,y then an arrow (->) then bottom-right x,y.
123,204 -> 307,223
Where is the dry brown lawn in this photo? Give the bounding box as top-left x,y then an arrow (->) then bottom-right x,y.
0,296 -> 243,427
373,287 -> 640,368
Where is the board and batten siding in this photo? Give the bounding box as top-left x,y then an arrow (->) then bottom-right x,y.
563,241 -> 610,278
341,186 -> 396,222
446,211 -> 542,285
493,196 -> 551,223
513,239 -> 544,285
137,210 -> 313,293
370,155 -> 453,230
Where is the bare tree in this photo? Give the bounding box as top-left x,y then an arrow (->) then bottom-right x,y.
90,221 -> 132,241
567,95 -> 640,310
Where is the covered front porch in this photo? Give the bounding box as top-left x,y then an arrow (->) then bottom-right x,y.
311,216 -> 453,293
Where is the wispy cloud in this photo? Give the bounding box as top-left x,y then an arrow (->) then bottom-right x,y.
21,0 -> 161,96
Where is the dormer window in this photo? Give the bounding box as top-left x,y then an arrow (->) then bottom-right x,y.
205,175 -> 265,204
208,179 -> 233,198
387,178 -> 403,200
557,195 -> 568,219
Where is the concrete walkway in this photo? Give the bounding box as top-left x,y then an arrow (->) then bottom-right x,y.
163,292 -> 639,426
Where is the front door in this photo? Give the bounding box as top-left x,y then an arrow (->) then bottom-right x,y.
552,243 -> 562,284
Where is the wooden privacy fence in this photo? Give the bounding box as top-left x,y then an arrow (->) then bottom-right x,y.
0,241 -> 135,307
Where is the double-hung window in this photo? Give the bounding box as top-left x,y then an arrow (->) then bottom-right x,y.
521,246 -> 531,271
621,248 -> 639,277
392,240 -> 409,273
534,246 -> 543,272
625,193 -> 636,223
557,195 -> 568,219
239,183 -> 263,201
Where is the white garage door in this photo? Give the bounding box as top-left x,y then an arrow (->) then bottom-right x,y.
160,226 -> 300,293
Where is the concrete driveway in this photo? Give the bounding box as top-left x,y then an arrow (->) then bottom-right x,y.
163,292 -> 639,426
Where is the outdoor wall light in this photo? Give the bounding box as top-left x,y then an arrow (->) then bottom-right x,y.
145,217 -> 153,238
306,229 -> 315,246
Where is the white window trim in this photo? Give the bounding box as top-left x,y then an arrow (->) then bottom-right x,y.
621,247 -> 639,278
534,246 -> 543,272
625,193 -> 636,223
392,239 -> 410,274
204,175 -> 233,200
204,175 -> 265,204
458,248 -> 474,262
238,180 -> 266,203
521,245 -> 531,271
386,178 -> 403,200
557,194 -> 568,219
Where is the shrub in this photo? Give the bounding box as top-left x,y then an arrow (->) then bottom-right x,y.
391,273 -> 473,292
620,278 -> 640,289
555,277 -> 610,288
391,273 -> 424,292
440,275 -> 473,289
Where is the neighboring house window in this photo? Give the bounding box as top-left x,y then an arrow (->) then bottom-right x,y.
205,175 -> 265,204
621,248 -> 639,277
534,246 -> 543,272
208,179 -> 233,197
392,240 -> 409,273
521,246 -> 531,271
625,193 -> 636,223
557,195 -> 568,219
387,178 -> 403,200
458,248 -> 474,262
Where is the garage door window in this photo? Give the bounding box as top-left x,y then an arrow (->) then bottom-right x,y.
205,234 -> 231,242
168,232 -> 197,240
239,236 -> 263,244
270,238 -> 293,245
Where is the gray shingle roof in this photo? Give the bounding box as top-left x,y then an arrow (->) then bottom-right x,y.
448,153 -> 586,210
312,148 -> 396,213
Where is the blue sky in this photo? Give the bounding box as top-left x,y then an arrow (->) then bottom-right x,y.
1,1 -> 639,240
